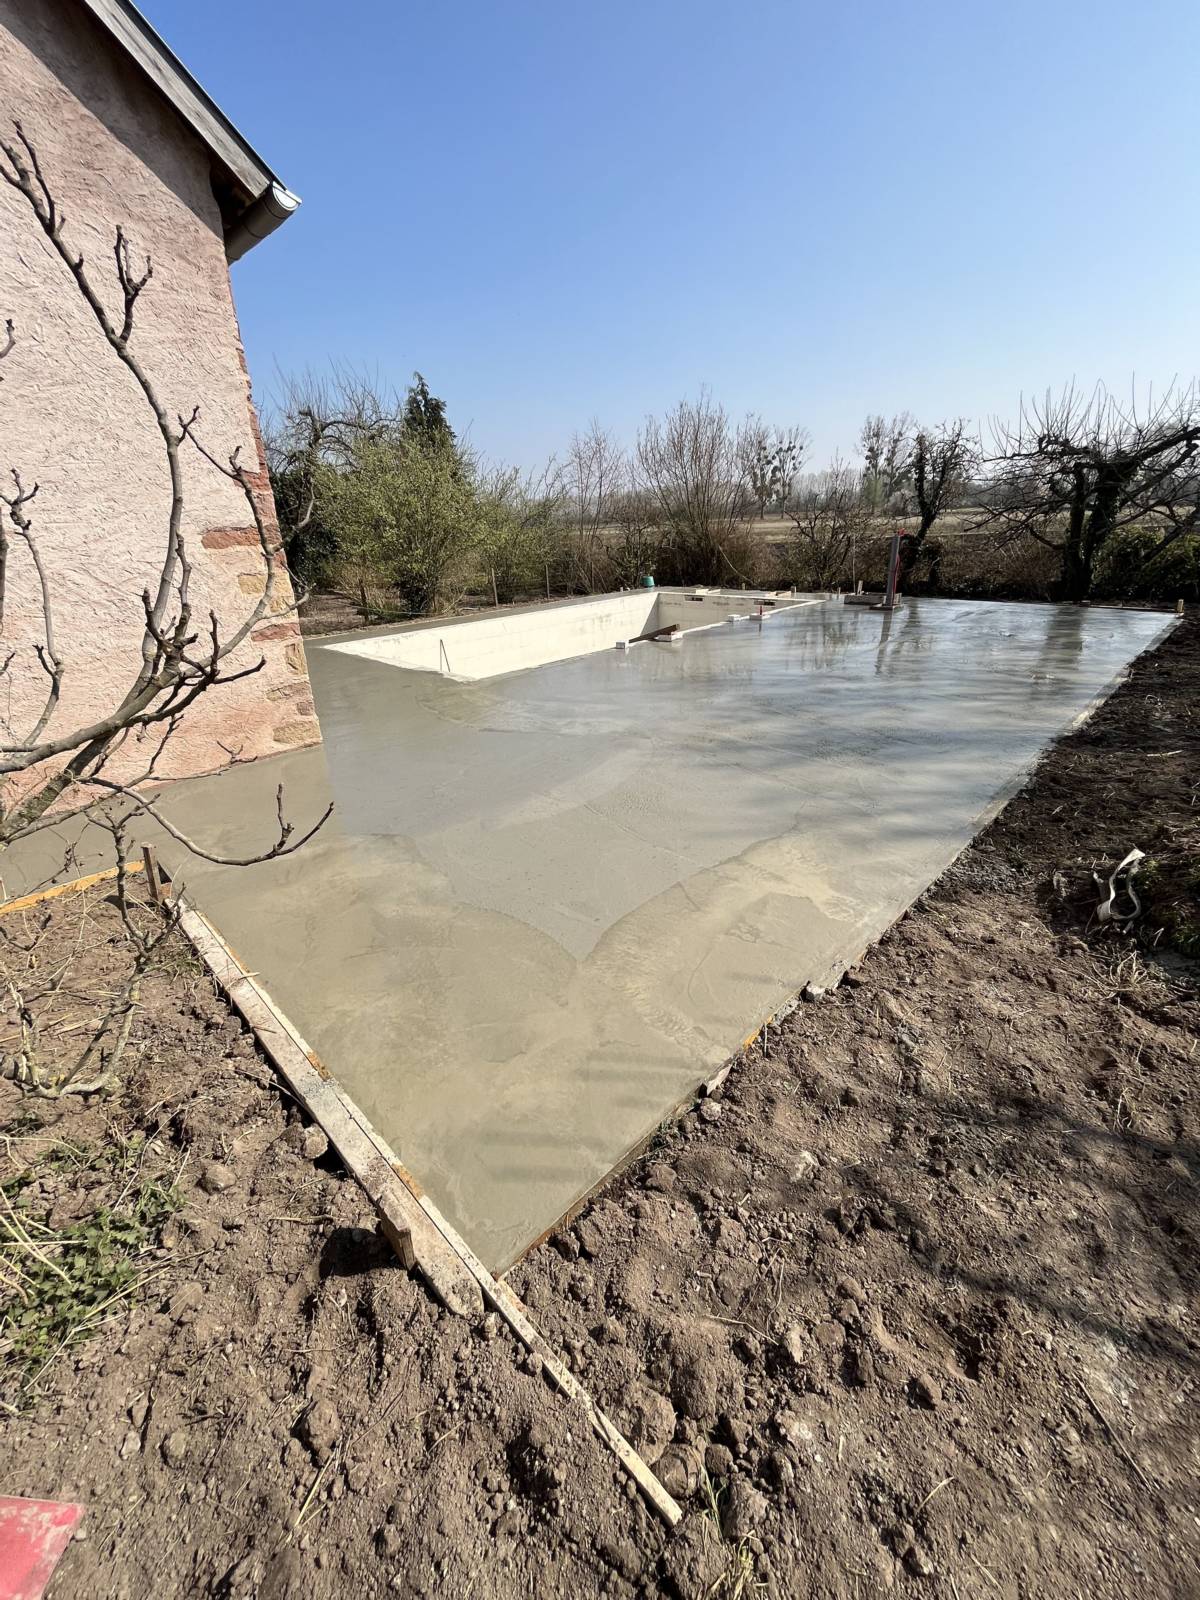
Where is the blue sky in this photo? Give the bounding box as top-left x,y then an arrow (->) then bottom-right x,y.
144,0 -> 1197,471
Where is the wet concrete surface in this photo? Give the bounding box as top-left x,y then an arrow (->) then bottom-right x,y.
11,598 -> 1172,1268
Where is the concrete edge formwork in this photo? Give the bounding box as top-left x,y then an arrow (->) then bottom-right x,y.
311,585 -> 816,650
162,875 -> 684,1528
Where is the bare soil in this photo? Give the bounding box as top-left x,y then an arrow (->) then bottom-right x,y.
297,589 -> 376,636
1,615 -> 1197,1599
298,589 -> 545,638
0,897 -> 641,1598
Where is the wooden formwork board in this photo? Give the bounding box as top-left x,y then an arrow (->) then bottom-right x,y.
166,883 -> 683,1527
169,890 -> 483,1320
0,862 -> 141,918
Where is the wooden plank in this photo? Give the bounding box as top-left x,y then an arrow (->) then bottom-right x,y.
412,1188 -> 684,1527
628,623 -> 680,644
0,862 -> 143,918
171,891 -> 482,1318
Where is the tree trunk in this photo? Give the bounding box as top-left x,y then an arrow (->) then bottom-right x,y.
1059,539 -> 1093,603
896,510 -> 935,589
1059,461 -> 1126,602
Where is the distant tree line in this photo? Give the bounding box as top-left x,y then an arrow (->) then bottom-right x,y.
265,376 -> 1200,617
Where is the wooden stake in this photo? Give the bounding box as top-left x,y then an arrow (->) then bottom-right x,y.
141,845 -> 163,906
627,623 -> 679,645
491,568 -> 499,607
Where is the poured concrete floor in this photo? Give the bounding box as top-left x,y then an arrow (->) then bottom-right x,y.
14,598 -> 1171,1267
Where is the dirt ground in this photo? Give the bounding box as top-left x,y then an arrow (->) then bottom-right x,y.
298,589 -> 535,637
1,614 -> 1196,1598
0,892 -> 641,1598
298,590 -> 377,636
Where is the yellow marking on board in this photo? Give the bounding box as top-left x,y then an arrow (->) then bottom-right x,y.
0,861 -> 144,917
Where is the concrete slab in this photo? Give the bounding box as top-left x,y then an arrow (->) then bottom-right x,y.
8,596 -> 1171,1268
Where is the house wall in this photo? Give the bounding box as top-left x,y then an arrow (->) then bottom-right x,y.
0,0 -> 320,808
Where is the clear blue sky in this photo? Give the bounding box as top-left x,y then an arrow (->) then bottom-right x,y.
143,0 -> 1198,471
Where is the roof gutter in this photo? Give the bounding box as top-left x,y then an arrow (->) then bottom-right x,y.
76,0 -> 300,261
225,182 -> 301,263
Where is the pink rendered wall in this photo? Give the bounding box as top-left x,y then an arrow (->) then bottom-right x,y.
0,0 -> 320,810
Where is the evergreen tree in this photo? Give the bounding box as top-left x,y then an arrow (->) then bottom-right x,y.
403,372 -> 455,451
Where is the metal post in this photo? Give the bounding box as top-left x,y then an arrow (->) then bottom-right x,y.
882,530 -> 906,611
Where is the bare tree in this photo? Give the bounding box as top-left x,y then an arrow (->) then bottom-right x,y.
636,393 -> 759,585
741,421 -> 808,519
978,383 -> 1200,602
264,366 -> 403,585
897,420 -> 976,587
859,413 -> 915,512
0,121 -> 330,862
740,418 -> 774,520
607,484 -> 662,588
784,461 -> 869,589
562,421 -> 625,590
772,427 -> 807,512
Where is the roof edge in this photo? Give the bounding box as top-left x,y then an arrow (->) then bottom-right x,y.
75,0 -> 299,258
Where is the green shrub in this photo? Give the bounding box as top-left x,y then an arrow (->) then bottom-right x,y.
474,471 -> 560,603
1093,526 -> 1200,603
316,436 -> 480,617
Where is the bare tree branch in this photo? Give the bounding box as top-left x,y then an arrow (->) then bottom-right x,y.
0,119 -> 331,863
898,420 -> 976,587
976,382 -> 1200,600
86,777 -> 334,868
784,459 -> 869,589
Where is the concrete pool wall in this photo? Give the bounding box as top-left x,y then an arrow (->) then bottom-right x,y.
324,587 -> 822,682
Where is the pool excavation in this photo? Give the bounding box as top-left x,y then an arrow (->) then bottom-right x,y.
12,591 -> 1174,1273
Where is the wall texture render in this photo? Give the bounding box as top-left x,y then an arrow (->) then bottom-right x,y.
0,0 -> 320,805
